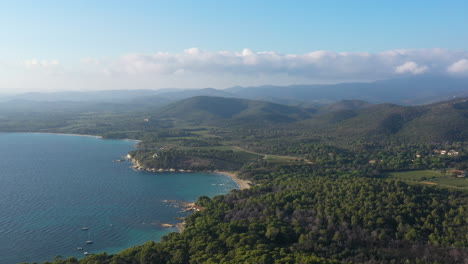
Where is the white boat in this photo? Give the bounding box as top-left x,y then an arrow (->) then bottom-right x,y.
85,230 -> 93,244
77,247 -> 83,250
81,227 -> 89,231
83,251 -> 91,255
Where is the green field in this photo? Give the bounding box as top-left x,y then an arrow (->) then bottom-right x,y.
431,177 -> 468,190
197,145 -> 305,164
263,154 -> 300,164
386,170 -> 446,181
386,170 -> 468,192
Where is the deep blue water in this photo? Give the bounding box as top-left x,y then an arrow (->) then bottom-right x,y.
0,133 -> 238,263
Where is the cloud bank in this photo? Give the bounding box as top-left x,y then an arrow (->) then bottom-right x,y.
85,48 -> 468,80
3,48 -> 468,92
448,59 -> 468,75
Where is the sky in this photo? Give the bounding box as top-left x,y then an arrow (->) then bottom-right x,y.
0,0 -> 468,93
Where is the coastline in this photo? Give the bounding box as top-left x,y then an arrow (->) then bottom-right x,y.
25,132 -> 103,139
215,171 -> 251,190
8,132 -> 141,143
6,132 -> 249,248
126,154 -> 251,190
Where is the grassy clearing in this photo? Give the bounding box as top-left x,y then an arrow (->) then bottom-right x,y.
197,145 -> 309,165
196,146 -> 243,151
195,146 -> 262,159
386,170 -> 445,181
386,170 -> 468,192
263,155 -> 304,164
189,129 -> 222,138
430,177 -> 468,190
230,146 -> 313,164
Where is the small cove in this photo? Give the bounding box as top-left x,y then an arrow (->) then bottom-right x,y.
0,133 -> 238,263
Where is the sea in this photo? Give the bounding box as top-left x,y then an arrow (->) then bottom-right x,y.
0,133 -> 238,263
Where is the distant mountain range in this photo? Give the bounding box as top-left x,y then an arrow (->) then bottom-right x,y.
1,75 -> 467,107
1,87 -> 468,143
226,75 -> 468,105
1,75 -> 468,143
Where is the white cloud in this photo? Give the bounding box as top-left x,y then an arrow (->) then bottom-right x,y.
447,59 -> 468,75
395,61 -> 428,74
24,59 -> 60,69
4,49 -> 468,92
82,48 -> 467,81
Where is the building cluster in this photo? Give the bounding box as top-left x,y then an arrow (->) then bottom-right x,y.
451,170 -> 467,178
433,149 -> 459,156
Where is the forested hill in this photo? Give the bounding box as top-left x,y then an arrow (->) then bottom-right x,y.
1,93 -> 468,144
43,168 -> 468,264
319,99 -> 373,112
151,96 -> 468,143
308,97 -> 468,143
154,96 -> 315,125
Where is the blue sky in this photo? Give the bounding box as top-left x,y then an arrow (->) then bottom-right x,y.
1,0 -> 468,92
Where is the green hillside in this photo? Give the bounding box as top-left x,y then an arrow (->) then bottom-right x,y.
2,95 -> 468,145
321,99 -> 373,112
323,103 -> 423,139
397,98 -> 468,142
154,96 -> 314,126
300,98 -> 468,144
151,96 -> 468,143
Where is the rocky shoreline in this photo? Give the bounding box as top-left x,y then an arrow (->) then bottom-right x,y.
125,154 -> 251,190
159,200 -> 206,233
125,153 -> 251,234
126,154 -> 194,173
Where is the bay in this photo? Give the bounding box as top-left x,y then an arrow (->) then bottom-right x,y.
0,133 -> 238,263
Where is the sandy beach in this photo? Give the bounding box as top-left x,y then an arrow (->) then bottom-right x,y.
216,171 -> 251,190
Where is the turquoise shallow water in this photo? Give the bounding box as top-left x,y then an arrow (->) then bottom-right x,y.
0,133 -> 238,263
